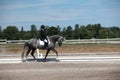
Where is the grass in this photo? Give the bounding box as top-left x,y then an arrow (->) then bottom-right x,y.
0,44 -> 120,54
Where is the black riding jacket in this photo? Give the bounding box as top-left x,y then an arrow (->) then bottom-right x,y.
40,28 -> 47,41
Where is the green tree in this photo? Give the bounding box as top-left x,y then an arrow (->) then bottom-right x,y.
79,26 -> 93,39
109,26 -> 120,38
99,28 -> 109,38
118,28 -> 120,38
65,26 -> 73,39
1,23 -> 119,40
73,24 -> 80,39
0,26 -> 3,39
99,27 -> 117,38
94,24 -> 102,38
56,25 -> 61,35
24,31 -> 31,39
20,26 -> 24,39
48,26 -> 60,36
3,26 -> 19,40
86,24 -> 101,38
30,24 -> 37,38
61,27 -> 67,38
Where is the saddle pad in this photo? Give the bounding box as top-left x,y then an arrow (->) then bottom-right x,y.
39,39 -> 50,46
39,39 -> 44,46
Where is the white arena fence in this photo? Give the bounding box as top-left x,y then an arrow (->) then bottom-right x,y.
0,38 -> 120,45
64,38 -> 120,45
0,39 -> 28,44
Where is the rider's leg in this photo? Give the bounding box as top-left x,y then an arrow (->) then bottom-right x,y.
44,41 -> 48,49
44,39 -> 48,49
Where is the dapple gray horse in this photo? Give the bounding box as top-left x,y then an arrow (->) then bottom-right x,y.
22,35 -> 64,62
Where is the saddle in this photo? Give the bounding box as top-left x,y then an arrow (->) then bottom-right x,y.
39,39 -> 50,46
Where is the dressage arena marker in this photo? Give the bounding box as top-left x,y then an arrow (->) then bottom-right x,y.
0,56 -> 120,64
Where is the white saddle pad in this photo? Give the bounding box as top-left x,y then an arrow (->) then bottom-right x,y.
39,39 -> 44,46
39,39 -> 50,46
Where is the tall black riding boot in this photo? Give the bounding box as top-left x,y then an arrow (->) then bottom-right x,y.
44,42 -> 48,49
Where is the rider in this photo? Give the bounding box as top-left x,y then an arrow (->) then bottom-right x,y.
40,25 -> 48,49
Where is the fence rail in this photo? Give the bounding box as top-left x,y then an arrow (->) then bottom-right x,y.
64,38 -> 120,44
0,38 -> 120,44
0,39 -> 28,44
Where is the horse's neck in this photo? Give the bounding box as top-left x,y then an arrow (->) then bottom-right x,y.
49,37 -> 58,45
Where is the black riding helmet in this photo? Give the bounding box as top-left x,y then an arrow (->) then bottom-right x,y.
41,25 -> 45,29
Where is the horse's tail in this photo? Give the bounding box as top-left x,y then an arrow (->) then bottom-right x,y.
21,42 -> 28,62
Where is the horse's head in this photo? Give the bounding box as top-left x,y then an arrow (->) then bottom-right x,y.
58,36 -> 65,46
49,35 -> 65,46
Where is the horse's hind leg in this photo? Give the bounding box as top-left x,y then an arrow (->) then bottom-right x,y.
21,48 -> 25,62
31,49 -> 37,61
25,49 -> 31,62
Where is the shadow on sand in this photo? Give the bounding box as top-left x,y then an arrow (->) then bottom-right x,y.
25,58 -> 59,62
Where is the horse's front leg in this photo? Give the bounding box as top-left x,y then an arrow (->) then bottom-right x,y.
52,48 -> 58,58
44,49 -> 50,61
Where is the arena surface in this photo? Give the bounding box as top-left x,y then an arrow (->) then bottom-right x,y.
0,44 -> 120,80
0,60 -> 120,80
0,53 -> 120,80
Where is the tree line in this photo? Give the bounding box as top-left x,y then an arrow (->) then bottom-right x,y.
0,24 -> 120,40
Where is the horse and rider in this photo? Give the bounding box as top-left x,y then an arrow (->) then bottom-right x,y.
21,25 -> 64,62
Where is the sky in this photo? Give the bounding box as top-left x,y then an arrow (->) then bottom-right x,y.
0,0 -> 120,30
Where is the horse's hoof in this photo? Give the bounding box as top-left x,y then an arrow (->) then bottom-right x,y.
22,60 -> 24,63
22,59 -> 26,63
56,56 -> 58,59
56,59 -> 59,62
35,60 -> 37,62
43,58 -> 47,62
